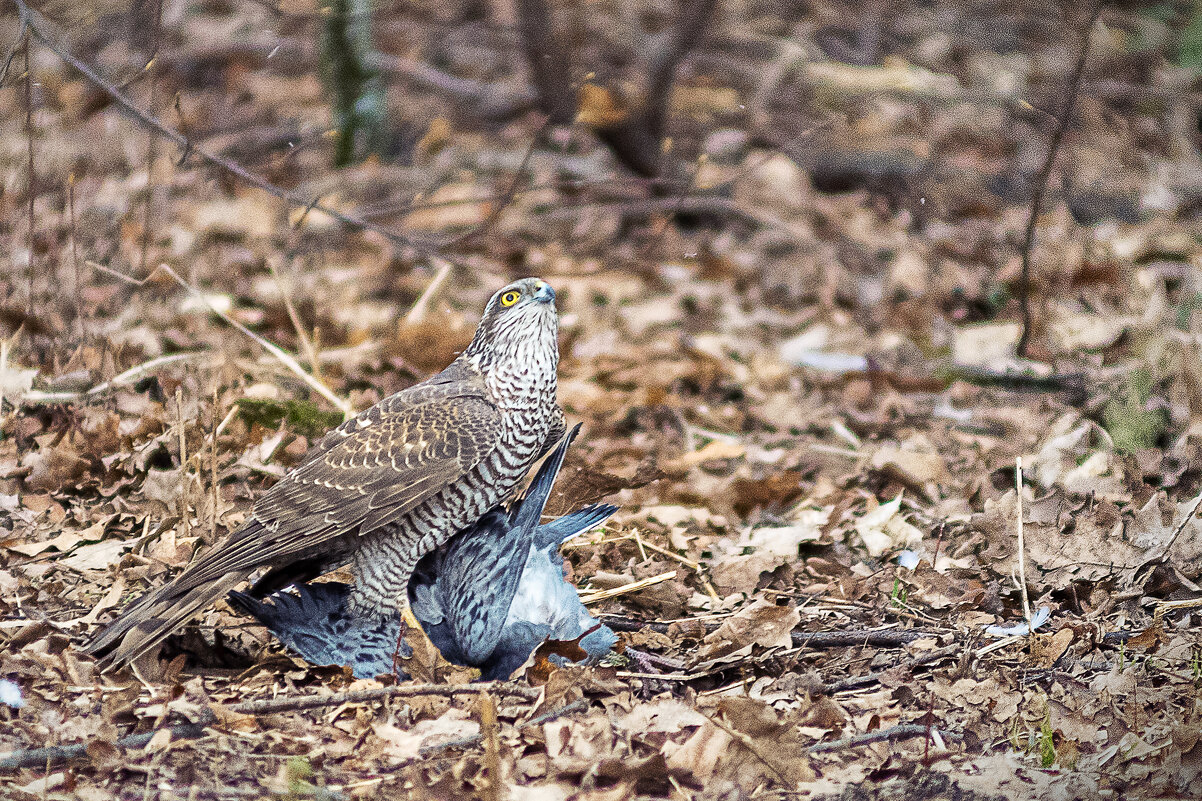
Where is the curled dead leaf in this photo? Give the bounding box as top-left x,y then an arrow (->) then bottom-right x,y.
693,599 -> 800,666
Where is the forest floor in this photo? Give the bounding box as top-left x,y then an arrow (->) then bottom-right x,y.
2,0 -> 1202,798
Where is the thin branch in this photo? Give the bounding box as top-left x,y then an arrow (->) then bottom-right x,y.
0,339 -> 10,418
808,723 -> 961,754
578,570 -> 677,604
403,257 -> 453,325
231,681 -> 540,715
268,259 -> 319,376
23,36 -> 35,317
1157,487 -> 1202,560
0,17 -> 28,85
0,682 -> 541,771
95,263 -> 352,418
0,723 -> 211,771
367,52 -> 536,121
598,614 -> 949,649
137,0 -> 164,275
21,352 -> 207,405
1015,0 -> 1104,356
11,0 -> 450,263
1015,457 -> 1032,627
441,118 -> 549,248
67,175 -> 85,339
820,644 -> 961,694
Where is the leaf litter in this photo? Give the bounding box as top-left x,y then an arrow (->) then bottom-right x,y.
1,1 -> 1202,799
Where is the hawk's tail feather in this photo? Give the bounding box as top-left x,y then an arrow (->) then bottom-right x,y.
85,569 -> 252,669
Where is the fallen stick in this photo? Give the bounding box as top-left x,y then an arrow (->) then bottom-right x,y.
0,724 -> 211,772
598,614 -> 949,649
0,681 -> 539,771
808,722 -> 961,754
10,0 -> 456,268
20,352 -> 208,405
821,644 -> 962,694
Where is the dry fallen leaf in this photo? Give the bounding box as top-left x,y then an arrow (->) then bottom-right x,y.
693,599 -> 800,665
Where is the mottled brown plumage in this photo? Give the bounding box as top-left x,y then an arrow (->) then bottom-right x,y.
87,278 -> 565,669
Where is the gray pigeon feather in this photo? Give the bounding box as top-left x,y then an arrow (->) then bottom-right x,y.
229,425 -> 617,679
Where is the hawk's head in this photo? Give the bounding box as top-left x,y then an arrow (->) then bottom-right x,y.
463,278 -> 559,374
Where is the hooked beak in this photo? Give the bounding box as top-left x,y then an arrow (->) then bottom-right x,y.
532,280 -> 556,305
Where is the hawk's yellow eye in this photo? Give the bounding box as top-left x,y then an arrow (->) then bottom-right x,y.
500,290 -> 520,307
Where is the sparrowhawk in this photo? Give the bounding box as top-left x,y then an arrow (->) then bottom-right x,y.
229,424 -> 618,679
88,278 -> 566,669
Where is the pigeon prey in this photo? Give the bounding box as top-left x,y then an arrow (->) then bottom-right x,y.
88,278 -> 565,669
229,425 -> 618,679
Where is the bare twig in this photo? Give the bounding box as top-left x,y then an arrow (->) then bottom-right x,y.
0,722 -> 211,771
1015,0 -> 1104,356
0,682 -> 541,771
0,338 -> 9,417
0,17 -> 28,86
540,194 -> 811,244
67,175 -> 85,339
598,614 -> 949,650
578,570 -> 677,604
367,53 -> 536,121
1015,457 -> 1032,627
1157,489 -> 1202,559
233,681 -> 540,715
210,384 -> 220,544
137,0 -> 164,275
268,259 -> 319,376
403,257 -> 454,325
95,263 -> 352,417
21,352 -> 206,405
10,0 -> 451,264
23,37 -> 35,316
442,118 -> 549,248
808,723 -> 960,754
821,644 -> 962,694
176,387 -> 190,541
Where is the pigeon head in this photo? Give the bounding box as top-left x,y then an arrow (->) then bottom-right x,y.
462,278 -> 559,377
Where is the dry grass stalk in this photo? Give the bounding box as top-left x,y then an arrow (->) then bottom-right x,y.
578,570 -> 676,604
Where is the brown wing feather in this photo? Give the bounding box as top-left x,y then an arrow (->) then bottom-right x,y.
88,376 -> 501,667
